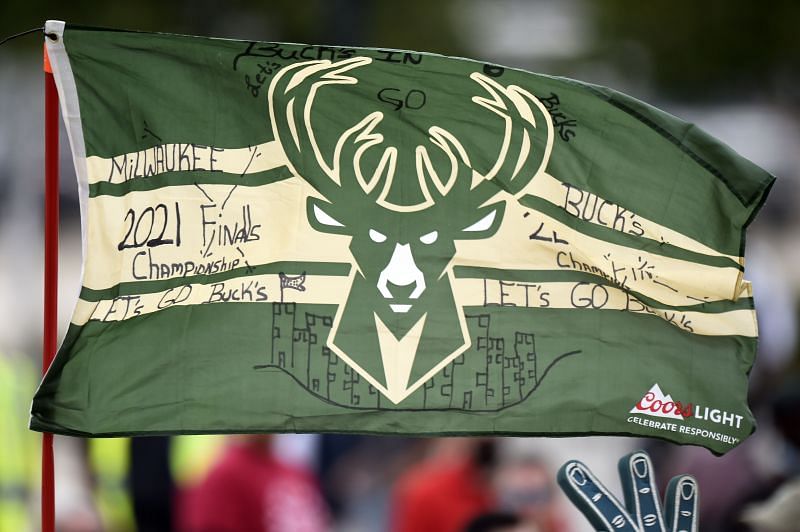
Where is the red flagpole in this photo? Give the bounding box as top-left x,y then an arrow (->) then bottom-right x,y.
42,43 -> 58,532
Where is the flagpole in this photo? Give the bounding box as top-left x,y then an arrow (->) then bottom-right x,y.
42,43 -> 59,532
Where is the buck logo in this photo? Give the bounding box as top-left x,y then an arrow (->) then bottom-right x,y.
267,57 -> 553,403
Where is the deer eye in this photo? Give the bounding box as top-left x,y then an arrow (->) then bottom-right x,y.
463,209 -> 497,232
369,229 -> 387,243
419,231 -> 438,244
312,204 -> 344,227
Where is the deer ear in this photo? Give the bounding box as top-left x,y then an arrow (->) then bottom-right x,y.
306,197 -> 350,235
459,201 -> 505,240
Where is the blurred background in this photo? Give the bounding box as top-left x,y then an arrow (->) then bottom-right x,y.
1,1 -> 799,531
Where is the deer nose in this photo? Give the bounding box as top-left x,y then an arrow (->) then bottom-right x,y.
377,243 -> 426,300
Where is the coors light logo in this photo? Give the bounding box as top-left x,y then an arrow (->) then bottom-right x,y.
630,383 -> 693,420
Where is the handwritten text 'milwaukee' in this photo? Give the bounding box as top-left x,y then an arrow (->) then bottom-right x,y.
106,143 -> 224,182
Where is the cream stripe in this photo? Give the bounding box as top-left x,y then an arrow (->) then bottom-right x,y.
71,276 -> 756,337
456,199 -> 744,307
85,142 -> 741,268
72,273 -> 351,326
81,178 -> 352,291
86,141 -> 286,184
453,279 -> 757,337
528,172 -> 742,264
81,178 -> 743,308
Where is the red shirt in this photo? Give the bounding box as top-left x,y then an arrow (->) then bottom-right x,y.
180,443 -> 328,532
391,460 -> 494,532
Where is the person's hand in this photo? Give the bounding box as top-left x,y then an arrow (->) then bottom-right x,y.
557,450 -> 698,531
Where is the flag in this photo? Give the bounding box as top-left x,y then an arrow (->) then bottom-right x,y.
32,21 -> 773,454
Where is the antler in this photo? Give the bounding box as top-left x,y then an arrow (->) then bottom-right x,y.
333,112 -> 397,200
269,58 -> 552,211
268,57 -> 395,202
417,72 -> 554,207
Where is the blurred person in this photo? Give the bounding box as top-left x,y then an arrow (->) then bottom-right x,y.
171,434 -> 227,489
54,437 -> 102,532
464,512 -> 533,532
170,435 -> 227,529
178,434 -> 329,532
88,438 -> 135,531
320,435 -> 423,529
720,376 -> 800,531
272,433 -> 320,471
130,437 -> 174,532
98,434 -> 226,532
740,477 -> 800,532
317,434 -> 368,519
492,456 -> 566,532
769,376 -> 800,472
390,438 -> 497,532
0,350 -> 39,531
500,436 -> 636,530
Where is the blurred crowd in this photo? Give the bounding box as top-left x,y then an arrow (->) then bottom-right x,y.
2,1 -> 799,531
0,428 -> 584,531
2,416 -> 800,531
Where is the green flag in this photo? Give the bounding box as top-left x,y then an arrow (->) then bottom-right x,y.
32,21 -> 773,454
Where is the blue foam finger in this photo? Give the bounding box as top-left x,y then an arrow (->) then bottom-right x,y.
665,476 -> 698,532
618,451 -> 666,531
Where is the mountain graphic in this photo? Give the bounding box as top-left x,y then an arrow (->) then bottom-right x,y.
630,384 -> 685,420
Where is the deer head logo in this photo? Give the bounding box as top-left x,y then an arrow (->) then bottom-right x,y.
268,57 -> 553,403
